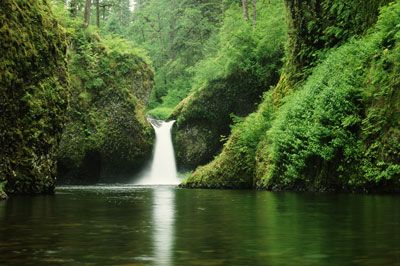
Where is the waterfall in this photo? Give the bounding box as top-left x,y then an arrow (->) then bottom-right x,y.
135,118 -> 180,185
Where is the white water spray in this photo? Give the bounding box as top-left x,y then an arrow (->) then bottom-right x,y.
135,118 -> 180,185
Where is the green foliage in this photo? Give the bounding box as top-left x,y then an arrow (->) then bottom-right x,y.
0,0 -> 69,194
147,107 -> 174,120
256,1 -> 400,192
189,2 -> 286,89
184,0 -> 400,192
360,1 -> 400,186
129,0 -> 224,113
101,0 -> 132,34
173,0 -> 287,169
259,42 -> 375,190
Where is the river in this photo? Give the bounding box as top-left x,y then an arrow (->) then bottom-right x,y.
0,185 -> 399,265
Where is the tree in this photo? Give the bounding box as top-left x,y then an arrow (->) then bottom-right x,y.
252,0 -> 256,26
96,0 -> 100,27
242,0 -> 249,21
84,0 -> 92,27
127,0 -> 224,108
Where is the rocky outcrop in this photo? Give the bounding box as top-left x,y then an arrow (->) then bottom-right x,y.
0,0 -> 69,195
56,29 -> 154,184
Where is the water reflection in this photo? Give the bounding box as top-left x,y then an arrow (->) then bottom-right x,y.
152,187 -> 175,265
0,200 -> 5,219
0,187 -> 399,265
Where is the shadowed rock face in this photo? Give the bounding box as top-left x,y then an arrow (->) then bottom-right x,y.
172,68 -> 281,170
0,0 -> 69,195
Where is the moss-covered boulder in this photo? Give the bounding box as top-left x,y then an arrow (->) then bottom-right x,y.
172,72 -> 275,170
0,0 -> 69,195
57,28 -> 154,184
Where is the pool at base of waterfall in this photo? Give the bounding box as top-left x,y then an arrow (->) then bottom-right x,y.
1,185 -> 399,265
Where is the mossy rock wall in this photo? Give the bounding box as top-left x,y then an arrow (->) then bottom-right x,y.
284,0 -> 391,80
182,0 -> 399,192
0,0 -> 69,195
56,28 -> 154,184
256,1 -> 400,192
272,0 -> 392,102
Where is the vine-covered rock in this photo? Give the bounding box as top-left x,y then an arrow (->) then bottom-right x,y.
0,0 -> 69,195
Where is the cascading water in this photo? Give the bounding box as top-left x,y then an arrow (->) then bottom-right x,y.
135,118 -> 180,185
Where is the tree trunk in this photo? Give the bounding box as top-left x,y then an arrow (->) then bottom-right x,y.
96,0 -> 100,27
252,0 -> 256,27
69,0 -> 78,17
84,0 -> 92,27
242,0 -> 249,21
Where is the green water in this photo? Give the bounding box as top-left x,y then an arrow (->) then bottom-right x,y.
0,186 -> 399,265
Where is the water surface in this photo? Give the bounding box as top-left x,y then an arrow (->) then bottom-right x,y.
0,186 -> 399,265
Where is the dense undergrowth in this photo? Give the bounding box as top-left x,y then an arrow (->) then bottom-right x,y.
183,0 -> 400,192
172,0 -> 287,169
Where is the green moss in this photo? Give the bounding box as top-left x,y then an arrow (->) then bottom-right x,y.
56,25 -> 154,184
173,72 -> 275,169
282,0 -> 391,85
0,0 -> 69,195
